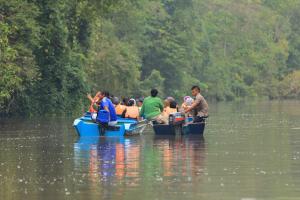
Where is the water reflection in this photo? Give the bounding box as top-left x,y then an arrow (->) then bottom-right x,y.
3,101 -> 300,199
153,135 -> 206,180
74,134 -> 206,190
74,137 -> 142,186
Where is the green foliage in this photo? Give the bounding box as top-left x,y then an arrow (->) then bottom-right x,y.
1,0 -> 300,116
88,20 -> 141,97
0,0 -> 40,115
278,70 -> 300,99
139,70 -> 165,97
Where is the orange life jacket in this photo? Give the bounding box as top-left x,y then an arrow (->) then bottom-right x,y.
115,104 -> 126,115
125,106 -> 139,119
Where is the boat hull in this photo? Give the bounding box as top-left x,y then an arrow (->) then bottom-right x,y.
182,122 -> 205,135
153,124 -> 183,135
73,114 -> 139,137
152,116 -> 206,135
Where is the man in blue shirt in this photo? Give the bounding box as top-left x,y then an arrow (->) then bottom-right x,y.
96,91 -> 118,126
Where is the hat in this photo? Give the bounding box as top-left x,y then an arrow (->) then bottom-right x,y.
128,98 -> 136,106
184,96 -> 194,106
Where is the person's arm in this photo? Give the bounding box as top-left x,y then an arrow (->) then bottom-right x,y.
88,92 -> 100,103
87,94 -> 93,103
185,98 -> 200,113
139,103 -> 145,118
103,106 -> 109,112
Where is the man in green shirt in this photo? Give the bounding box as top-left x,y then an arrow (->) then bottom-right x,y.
140,89 -> 164,122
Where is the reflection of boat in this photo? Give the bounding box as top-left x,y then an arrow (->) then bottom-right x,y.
73,112 -> 146,137
152,114 -> 206,135
73,136 -> 141,186
153,134 -> 206,178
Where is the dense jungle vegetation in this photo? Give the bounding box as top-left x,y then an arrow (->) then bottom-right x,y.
1,0 -> 300,116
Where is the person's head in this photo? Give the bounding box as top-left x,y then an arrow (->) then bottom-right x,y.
104,91 -> 110,98
129,98 -> 136,106
151,89 -> 158,97
166,96 -> 175,102
122,97 -> 129,106
112,97 -> 120,105
99,90 -> 109,100
127,99 -> 136,107
164,99 -> 170,108
191,86 -> 200,97
136,98 -> 143,107
170,100 -> 177,109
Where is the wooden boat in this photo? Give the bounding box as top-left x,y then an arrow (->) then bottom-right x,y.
73,112 -> 146,137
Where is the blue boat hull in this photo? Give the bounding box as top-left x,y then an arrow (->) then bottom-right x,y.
73,113 -> 139,137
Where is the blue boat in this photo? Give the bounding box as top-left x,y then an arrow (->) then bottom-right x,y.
73,112 -> 146,137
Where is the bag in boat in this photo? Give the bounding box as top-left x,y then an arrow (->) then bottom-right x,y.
96,110 -> 110,124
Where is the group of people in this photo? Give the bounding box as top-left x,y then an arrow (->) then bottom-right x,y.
87,85 -> 208,125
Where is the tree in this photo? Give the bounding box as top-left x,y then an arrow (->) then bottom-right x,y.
0,0 -> 40,115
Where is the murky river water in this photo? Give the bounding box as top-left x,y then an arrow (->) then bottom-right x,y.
1,101 -> 300,200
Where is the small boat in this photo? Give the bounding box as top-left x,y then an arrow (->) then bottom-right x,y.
73,112 -> 146,137
152,112 -> 185,135
152,114 -> 207,135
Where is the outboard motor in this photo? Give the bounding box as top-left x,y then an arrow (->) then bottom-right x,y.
168,112 -> 185,125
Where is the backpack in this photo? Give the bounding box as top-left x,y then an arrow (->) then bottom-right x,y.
96,110 -> 110,123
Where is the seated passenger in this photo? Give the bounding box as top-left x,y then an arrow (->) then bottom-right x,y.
121,97 -> 129,106
93,91 -> 118,126
112,97 -> 126,116
136,98 -> 144,112
162,99 -> 178,124
169,100 -> 178,112
123,99 -> 139,119
140,89 -> 164,123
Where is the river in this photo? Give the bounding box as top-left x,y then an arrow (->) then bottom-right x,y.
1,101 -> 300,200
